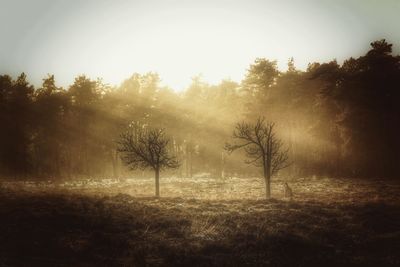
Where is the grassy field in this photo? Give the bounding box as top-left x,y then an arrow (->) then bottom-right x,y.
0,177 -> 399,266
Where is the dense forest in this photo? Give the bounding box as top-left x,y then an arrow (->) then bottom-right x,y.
1,39 -> 399,180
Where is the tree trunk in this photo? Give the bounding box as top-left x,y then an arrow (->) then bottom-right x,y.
264,167 -> 271,198
266,174 -> 271,198
155,168 -> 160,197
264,157 -> 271,199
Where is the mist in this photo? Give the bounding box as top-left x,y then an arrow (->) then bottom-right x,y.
0,1 -> 399,266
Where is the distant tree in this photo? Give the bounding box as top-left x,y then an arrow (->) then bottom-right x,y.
68,75 -> 102,176
33,75 -> 69,177
242,58 -> 279,97
117,123 -> 179,197
241,58 -> 280,122
311,39 -> 400,178
0,73 -> 35,177
225,117 -> 289,198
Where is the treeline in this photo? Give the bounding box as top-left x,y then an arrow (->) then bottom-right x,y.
0,39 -> 399,180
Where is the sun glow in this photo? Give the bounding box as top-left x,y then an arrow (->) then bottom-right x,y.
30,2 -> 267,91
3,0 -> 398,91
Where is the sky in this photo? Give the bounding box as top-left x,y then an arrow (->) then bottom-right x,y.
0,0 -> 399,91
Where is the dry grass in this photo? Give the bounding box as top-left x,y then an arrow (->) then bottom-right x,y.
0,176 -> 399,266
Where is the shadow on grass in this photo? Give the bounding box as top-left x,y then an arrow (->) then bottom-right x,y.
0,189 -> 399,266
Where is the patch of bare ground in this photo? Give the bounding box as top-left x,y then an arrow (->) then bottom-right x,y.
0,177 -> 399,266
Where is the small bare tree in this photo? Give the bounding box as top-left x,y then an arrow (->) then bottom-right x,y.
117,123 -> 179,197
225,117 -> 289,198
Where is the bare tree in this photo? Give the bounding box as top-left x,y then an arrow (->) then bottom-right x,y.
117,123 -> 179,197
225,117 -> 289,198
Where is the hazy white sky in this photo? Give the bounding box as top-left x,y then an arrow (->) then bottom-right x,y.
0,0 -> 399,91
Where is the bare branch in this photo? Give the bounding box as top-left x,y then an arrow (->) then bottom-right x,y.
117,123 -> 180,171
226,116 -> 290,179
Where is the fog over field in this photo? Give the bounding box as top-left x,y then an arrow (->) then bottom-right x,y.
0,0 -> 399,266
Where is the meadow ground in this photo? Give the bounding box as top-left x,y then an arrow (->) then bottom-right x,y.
0,176 -> 399,266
